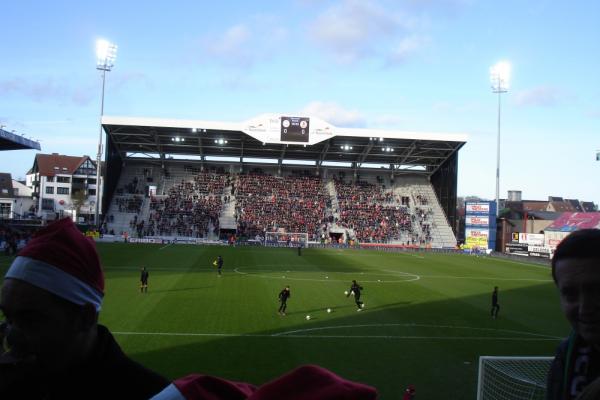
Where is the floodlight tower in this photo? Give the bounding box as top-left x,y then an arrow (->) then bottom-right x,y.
490,61 -> 510,217
94,39 -> 117,228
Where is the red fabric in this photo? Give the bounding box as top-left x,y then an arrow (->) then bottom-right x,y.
18,218 -> 104,293
248,365 -> 377,400
174,374 -> 257,400
172,365 -> 377,400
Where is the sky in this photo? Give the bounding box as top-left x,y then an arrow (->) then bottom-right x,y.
1,0 -> 599,204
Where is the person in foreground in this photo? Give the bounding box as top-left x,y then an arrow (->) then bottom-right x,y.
0,218 -> 169,399
151,364 -> 377,400
546,229 -> 600,400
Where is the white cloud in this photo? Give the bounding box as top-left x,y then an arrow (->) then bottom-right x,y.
0,78 -> 67,103
301,101 -> 366,127
387,35 -> 428,65
515,86 -> 565,107
0,76 -> 139,106
309,0 -> 417,64
371,114 -> 407,128
587,108 -> 600,119
200,20 -> 288,68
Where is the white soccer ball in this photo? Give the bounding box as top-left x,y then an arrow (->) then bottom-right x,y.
344,290 -> 349,295
327,308 -> 332,313
305,315 -> 311,320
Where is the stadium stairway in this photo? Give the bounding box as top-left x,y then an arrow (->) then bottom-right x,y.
412,182 -> 457,248
219,191 -> 237,230
325,179 -> 341,220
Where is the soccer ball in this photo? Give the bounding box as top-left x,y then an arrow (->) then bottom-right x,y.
305,315 -> 311,320
327,308 -> 332,313
344,290 -> 349,295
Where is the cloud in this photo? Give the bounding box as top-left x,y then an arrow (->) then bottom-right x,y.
309,0 -> 417,64
200,19 -> 288,68
301,101 -> 366,127
515,86 -> 565,107
387,35 -> 428,65
0,78 -> 68,102
371,114 -> 407,128
587,108 -> 600,119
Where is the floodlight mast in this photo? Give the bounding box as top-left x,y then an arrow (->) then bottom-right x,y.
94,39 -> 117,228
490,61 -> 510,217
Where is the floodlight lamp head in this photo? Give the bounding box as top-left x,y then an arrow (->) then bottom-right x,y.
96,39 -> 118,71
490,61 -> 510,92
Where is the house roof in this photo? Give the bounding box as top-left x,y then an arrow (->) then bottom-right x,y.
549,201 -> 576,212
33,153 -> 94,177
0,173 -> 14,198
521,201 -> 549,212
526,211 -> 562,220
582,202 -> 597,212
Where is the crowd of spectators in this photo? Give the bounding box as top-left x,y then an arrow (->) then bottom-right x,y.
234,172 -> 329,241
143,172 -> 228,238
114,196 -> 143,213
334,178 -> 414,243
0,224 -> 32,255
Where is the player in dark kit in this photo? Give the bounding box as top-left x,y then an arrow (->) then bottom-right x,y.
348,280 -> 364,311
278,285 -> 291,315
491,286 -> 499,319
140,267 -> 149,293
216,255 -> 223,276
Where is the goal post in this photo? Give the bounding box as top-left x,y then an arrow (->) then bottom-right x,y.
264,232 -> 309,246
477,356 -> 554,400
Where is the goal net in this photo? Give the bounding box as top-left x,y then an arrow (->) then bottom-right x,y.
477,356 -> 554,400
264,232 -> 309,246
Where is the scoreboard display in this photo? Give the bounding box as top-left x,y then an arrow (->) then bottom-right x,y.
280,116 -> 310,143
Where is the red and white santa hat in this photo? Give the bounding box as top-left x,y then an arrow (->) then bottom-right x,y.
4,218 -> 104,311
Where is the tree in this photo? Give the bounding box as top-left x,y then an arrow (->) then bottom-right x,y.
71,189 -> 87,222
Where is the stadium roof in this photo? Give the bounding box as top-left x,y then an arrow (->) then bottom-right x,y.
102,114 -> 467,176
0,128 -> 41,151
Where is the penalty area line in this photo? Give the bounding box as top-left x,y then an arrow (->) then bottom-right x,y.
111,331 -> 559,341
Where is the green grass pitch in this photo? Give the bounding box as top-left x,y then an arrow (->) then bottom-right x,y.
1,244 -> 569,399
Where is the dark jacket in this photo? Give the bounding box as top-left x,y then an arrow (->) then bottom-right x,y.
546,338 -> 568,400
0,324 -> 169,399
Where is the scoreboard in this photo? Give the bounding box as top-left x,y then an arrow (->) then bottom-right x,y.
280,116 -> 310,143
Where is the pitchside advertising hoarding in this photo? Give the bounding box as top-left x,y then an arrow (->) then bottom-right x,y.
465,215 -> 490,227
507,232 -> 553,258
465,202 -> 491,214
464,201 -> 496,249
465,228 -> 489,248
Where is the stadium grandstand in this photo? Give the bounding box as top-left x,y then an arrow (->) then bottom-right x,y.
100,114 -> 466,247
0,126 -> 40,152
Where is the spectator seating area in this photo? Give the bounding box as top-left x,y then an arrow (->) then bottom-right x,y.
145,171 -> 229,238
104,163 -> 457,247
333,177 -> 416,244
235,172 -> 329,241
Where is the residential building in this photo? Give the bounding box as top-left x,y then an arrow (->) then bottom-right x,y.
26,153 -> 102,223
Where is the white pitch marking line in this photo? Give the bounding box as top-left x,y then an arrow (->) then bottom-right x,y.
489,257 -> 551,270
112,331 -> 558,341
112,322 -> 561,341
273,323 -> 561,339
415,275 -> 552,282
158,243 -> 173,250
233,268 -> 420,283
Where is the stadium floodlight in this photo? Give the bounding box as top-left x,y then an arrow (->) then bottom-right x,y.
490,61 -> 510,217
94,39 -> 117,229
96,39 -> 117,71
